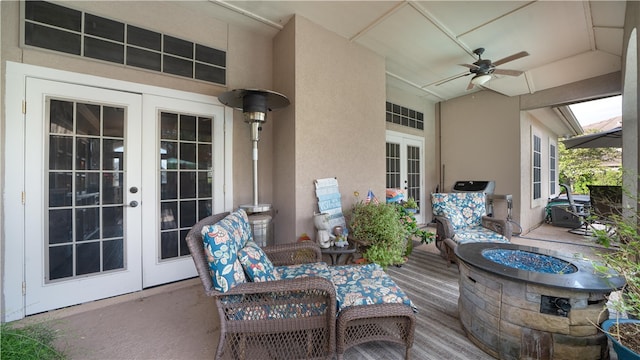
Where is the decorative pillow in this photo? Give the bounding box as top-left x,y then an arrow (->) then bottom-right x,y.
218,208 -> 253,249
201,224 -> 247,292
237,241 -> 280,282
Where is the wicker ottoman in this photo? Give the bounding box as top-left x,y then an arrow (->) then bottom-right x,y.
336,303 -> 416,360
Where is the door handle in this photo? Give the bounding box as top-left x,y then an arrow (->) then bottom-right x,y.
127,201 -> 139,208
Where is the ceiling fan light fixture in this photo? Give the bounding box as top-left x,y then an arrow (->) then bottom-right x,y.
471,74 -> 492,86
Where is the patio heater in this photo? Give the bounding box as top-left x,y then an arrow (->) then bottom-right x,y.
218,89 -> 290,246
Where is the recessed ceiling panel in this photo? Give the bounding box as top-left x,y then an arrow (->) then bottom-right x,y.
590,1 -> 626,27
458,1 -> 591,70
356,5 -> 471,86
220,1 -> 403,38
386,74 -> 437,101
595,27 -> 624,56
415,1 -> 529,36
482,74 -> 532,97
528,51 -> 621,91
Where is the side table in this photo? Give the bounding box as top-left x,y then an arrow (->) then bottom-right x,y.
320,244 -> 357,265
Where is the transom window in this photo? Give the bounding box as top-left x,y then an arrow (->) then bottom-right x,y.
23,1 -> 226,85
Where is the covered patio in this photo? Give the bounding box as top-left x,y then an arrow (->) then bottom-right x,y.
17,223 -> 616,360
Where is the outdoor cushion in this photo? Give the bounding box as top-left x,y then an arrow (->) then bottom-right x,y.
431,192 -> 486,230
453,227 -> 509,245
201,223 -> 247,292
276,262 -> 332,281
217,208 -> 253,249
330,264 -> 417,313
237,241 -> 280,282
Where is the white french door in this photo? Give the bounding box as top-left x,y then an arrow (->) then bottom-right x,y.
24,78 -> 143,315
141,95 -> 225,287
20,77 -> 228,316
386,131 -> 425,224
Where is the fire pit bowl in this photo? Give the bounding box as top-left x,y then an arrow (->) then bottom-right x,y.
455,242 -> 624,360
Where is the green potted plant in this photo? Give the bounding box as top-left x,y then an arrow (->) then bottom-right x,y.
349,199 -> 408,269
403,197 -> 419,214
592,200 -> 640,359
395,203 -> 434,256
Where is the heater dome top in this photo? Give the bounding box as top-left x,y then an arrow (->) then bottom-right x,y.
218,89 -> 290,112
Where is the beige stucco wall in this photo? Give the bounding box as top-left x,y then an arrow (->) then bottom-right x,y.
273,15 -> 386,243
439,90 -> 521,211
519,111 -> 558,234
438,90 -> 574,234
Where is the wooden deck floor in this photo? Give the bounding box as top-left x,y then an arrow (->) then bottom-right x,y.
21,223 -> 613,359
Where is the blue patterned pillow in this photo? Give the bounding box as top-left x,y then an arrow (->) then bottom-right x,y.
237,241 -> 280,282
201,223 -> 247,292
218,208 -> 253,249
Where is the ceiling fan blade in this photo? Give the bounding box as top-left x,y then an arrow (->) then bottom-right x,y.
459,63 -> 479,69
435,72 -> 470,86
493,51 -> 529,66
493,68 -> 524,76
466,80 -> 475,90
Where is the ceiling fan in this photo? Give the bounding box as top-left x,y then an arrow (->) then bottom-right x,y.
441,48 -> 529,90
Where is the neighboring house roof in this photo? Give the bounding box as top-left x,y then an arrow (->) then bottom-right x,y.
583,116 -> 622,132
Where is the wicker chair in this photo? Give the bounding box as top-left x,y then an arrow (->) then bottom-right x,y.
431,192 -> 511,265
185,213 -> 337,360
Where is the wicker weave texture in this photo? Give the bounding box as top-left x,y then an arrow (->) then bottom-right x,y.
186,214 -> 336,359
336,304 -> 415,360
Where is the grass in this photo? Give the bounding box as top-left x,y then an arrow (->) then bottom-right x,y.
1,322 -> 65,360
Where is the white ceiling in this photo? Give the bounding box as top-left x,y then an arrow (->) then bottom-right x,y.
209,0 -> 626,102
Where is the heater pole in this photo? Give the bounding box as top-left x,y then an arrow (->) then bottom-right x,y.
217,88 -> 290,246
252,139 -> 259,206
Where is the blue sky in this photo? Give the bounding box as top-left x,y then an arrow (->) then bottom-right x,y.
569,95 -> 622,126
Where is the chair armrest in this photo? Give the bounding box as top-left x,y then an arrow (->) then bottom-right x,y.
263,241 -> 322,266
481,216 -> 512,240
433,215 -> 455,240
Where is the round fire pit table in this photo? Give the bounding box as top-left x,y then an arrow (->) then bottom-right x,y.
455,242 -> 625,360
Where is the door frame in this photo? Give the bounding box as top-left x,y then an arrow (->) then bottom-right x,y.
141,94 -> 227,287
3,61 -> 233,321
385,130 -> 426,224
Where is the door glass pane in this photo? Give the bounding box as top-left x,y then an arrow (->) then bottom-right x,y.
46,98 -> 127,282
406,145 -> 421,212
159,111 -> 213,261
49,100 -> 73,134
50,136 -> 73,170
76,137 -> 100,170
76,172 -> 100,206
386,142 -> 400,189
76,103 -> 100,135
103,106 -> 124,137
49,173 -> 72,207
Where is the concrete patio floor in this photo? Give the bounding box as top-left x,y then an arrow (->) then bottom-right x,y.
13,222 -> 613,359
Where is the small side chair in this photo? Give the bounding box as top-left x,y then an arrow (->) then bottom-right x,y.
431,192 -> 511,265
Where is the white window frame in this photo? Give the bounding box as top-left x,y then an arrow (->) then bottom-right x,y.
532,130 -> 543,204
549,138 -> 558,198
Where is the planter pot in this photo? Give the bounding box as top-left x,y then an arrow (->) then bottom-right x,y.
602,319 -> 640,360
405,208 -> 417,214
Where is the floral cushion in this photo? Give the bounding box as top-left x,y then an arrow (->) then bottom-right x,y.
431,192 -> 487,230
237,241 -> 280,282
276,262 -> 332,281
217,208 -> 253,249
330,264 -> 417,313
201,224 -> 247,292
453,227 -> 509,244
